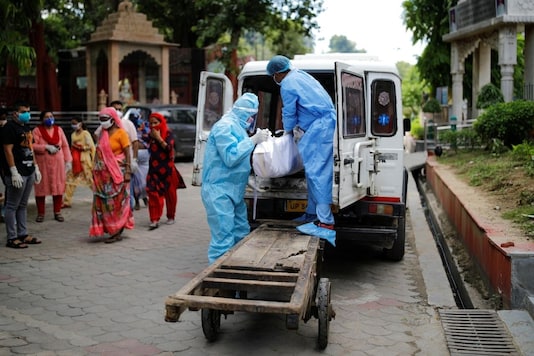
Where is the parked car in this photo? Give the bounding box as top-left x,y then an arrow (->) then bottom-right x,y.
123,104 -> 197,159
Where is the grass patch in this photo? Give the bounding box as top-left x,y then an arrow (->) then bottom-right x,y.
436,148 -> 534,239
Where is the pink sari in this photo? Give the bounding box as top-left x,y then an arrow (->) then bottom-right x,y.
89,108 -> 134,237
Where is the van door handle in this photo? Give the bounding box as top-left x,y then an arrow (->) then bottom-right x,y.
344,158 -> 355,165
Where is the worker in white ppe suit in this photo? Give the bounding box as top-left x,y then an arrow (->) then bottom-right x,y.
201,93 -> 270,264
267,55 -> 337,247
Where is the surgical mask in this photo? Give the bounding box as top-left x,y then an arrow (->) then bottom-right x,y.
18,112 -> 31,123
44,117 -> 54,127
71,123 -> 80,130
115,109 -> 123,119
100,119 -> 114,130
0,119 -> 7,126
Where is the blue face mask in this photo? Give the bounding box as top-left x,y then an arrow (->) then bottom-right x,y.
18,112 -> 31,123
44,117 -> 54,127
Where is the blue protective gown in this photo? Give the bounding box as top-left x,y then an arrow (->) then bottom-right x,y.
201,110 -> 255,264
280,69 -> 336,225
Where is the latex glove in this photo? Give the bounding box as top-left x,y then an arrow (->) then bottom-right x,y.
34,165 -> 42,184
65,161 -> 72,172
45,144 -> 59,154
10,166 -> 23,189
293,126 -> 305,143
131,159 -> 139,174
251,128 -> 270,145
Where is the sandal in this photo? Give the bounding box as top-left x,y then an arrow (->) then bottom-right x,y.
20,235 -> 41,244
104,235 -> 122,244
54,214 -> 64,222
36,215 -> 44,223
6,238 -> 28,249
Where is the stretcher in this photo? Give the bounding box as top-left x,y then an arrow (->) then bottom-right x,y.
164,220 -> 335,349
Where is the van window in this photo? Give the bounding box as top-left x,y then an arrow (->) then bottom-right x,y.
204,78 -> 224,129
341,72 -> 365,137
371,80 -> 397,136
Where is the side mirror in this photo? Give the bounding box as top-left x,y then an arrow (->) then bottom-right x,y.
403,118 -> 411,133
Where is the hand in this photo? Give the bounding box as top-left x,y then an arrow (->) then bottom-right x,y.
65,161 -> 72,172
34,165 -> 42,184
251,128 -> 270,145
45,144 -> 59,154
130,159 -> 139,174
10,166 -> 23,189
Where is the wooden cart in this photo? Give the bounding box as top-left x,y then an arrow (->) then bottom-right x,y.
165,220 -> 335,349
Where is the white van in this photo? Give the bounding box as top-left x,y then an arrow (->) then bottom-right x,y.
192,54 -> 410,261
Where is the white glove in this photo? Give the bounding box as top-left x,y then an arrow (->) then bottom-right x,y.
10,166 -> 23,189
34,165 -> 42,184
130,159 -> 139,174
65,161 -> 72,172
45,144 -> 59,154
251,128 -> 270,145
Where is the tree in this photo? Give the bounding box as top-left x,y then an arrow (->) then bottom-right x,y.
328,35 -> 365,53
402,0 -> 453,93
397,61 -> 430,119
192,0 -> 323,74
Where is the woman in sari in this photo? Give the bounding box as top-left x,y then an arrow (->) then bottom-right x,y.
63,117 -> 95,208
89,107 -> 134,243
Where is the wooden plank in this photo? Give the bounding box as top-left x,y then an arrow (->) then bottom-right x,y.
201,277 -> 296,293
212,269 -> 298,282
255,234 -> 309,271
224,229 -> 311,271
165,295 -> 303,315
288,237 -> 320,318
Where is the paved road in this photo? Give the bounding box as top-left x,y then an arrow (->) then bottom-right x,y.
0,159 -> 453,355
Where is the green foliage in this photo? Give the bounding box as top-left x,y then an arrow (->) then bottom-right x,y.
473,100 -> 534,147
398,62 -> 430,119
328,35 -> 364,53
402,0 -> 451,92
476,83 -> 504,109
422,97 -> 441,113
512,141 -> 534,177
410,117 -> 424,139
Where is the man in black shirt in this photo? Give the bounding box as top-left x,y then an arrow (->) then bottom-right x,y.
2,102 -> 42,248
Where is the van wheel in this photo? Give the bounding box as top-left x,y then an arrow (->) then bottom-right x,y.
383,216 -> 405,261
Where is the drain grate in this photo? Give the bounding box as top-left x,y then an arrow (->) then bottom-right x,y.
439,309 -> 520,355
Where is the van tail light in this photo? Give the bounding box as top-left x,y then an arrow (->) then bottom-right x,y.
368,203 -> 394,215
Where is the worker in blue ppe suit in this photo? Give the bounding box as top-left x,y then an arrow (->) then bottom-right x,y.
201,93 -> 271,264
267,55 -> 337,246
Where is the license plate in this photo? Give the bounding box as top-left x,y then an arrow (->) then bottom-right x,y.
285,200 -> 307,212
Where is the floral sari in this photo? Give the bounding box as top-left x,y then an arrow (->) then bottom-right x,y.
89,111 -> 134,237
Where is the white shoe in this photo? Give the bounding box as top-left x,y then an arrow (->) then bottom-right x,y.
165,219 -> 175,225
149,222 -> 159,230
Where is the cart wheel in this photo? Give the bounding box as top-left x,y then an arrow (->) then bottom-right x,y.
201,308 -> 221,342
317,278 -> 331,350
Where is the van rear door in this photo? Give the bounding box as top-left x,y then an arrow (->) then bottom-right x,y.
192,71 -> 234,186
335,62 -> 373,209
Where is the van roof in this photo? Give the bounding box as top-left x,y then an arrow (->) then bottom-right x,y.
239,54 -> 399,78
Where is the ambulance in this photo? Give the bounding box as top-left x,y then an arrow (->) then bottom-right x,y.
192,53 -> 410,261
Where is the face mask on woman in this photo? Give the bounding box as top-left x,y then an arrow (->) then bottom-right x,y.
71,123 -> 81,130
44,117 -> 54,127
100,119 -> 114,130
18,112 -> 31,123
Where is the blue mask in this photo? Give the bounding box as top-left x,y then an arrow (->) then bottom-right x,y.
18,112 -> 31,123
44,118 -> 54,127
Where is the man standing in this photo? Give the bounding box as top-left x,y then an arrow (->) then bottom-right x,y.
201,93 -> 270,263
266,55 -> 337,246
1,102 -> 42,248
